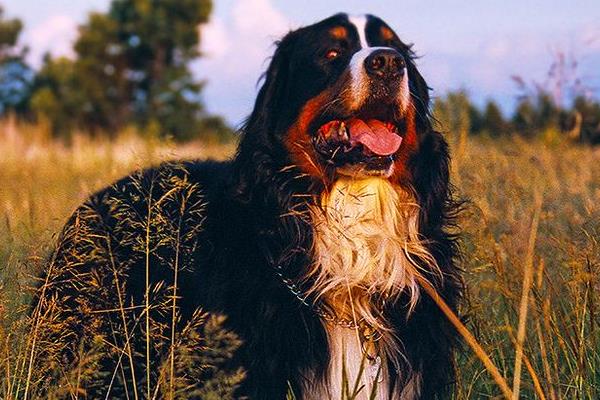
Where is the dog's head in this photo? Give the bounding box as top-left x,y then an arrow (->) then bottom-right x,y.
242,13 -> 432,184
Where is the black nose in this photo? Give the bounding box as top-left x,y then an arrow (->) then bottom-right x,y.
364,49 -> 406,81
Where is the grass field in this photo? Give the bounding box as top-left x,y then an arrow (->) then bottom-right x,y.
0,119 -> 599,399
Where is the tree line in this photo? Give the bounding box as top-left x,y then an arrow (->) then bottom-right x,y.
435,91 -> 600,145
1,2 -> 599,143
435,52 -> 600,145
0,1 -> 233,141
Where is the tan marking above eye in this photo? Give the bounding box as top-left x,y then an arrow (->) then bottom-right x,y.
329,26 -> 348,39
381,27 -> 395,41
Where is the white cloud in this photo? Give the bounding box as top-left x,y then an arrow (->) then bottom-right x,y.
196,0 -> 296,123
27,15 -> 78,66
200,0 -> 294,77
484,38 -> 511,59
201,16 -> 231,59
232,0 -> 290,38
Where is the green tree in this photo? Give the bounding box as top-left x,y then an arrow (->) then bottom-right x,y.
0,5 -> 33,115
30,56 -> 84,135
0,5 -> 21,57
32,0 -> 221,140
512,99 -> 536,137
434,91 -> 471,137
468,103 -> 484,134
482,100 -> 507,136
536,93 -> 561,131
72,12 -> 126,133
433,90 -> 472,160
573,96 -> 600,144
512,93 -> 562,138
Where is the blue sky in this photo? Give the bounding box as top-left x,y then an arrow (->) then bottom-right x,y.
3,0 -> 600,126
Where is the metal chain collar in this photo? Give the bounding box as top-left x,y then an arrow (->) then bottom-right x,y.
274,264 -> 384,338
274,264 -> 386,378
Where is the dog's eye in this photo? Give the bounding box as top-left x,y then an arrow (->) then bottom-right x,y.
324,49 -> 341,60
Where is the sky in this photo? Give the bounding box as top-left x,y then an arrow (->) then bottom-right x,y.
3,0 -> 600,127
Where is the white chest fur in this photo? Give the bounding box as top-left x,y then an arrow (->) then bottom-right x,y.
303,326 -> 423,400
320,325 -> 389,400
301,177 -> 435,399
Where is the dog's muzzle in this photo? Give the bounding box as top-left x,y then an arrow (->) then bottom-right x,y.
364,49 -> 406,83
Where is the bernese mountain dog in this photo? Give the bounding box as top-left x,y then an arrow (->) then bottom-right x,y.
33,13 -> 462,400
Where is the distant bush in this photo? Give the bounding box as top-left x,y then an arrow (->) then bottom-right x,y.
434,91 -> 600,144
0,0 -> 237,142
573,96 -> 600,144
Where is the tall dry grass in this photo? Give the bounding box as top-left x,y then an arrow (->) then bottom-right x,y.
452,133 -> 600,399
0,119 -> 599,398
0,117 -> 235,273
0,120 -> 241,399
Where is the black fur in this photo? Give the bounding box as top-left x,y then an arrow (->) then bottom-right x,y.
33,13 -> 462,399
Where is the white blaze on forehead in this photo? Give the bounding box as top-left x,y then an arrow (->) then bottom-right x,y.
348,14 -> 369,48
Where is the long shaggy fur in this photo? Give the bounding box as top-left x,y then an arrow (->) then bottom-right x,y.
307,178 -> 443,399
309,177 -> 437,333
31,13 -> 463,400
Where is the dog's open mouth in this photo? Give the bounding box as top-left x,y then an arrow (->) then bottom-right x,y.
313,118 -> 403,172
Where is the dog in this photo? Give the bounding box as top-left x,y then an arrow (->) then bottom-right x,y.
32,13 -> 462,400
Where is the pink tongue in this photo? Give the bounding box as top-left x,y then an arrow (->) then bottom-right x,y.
348,119 -> 402,156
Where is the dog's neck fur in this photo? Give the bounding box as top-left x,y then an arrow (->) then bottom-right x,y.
304,177 -> 437,399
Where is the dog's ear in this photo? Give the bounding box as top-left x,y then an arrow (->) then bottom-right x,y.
406,56 -> 449,221
234,30 -> 301,200
245,30 -> 299,135
406,57 -> 432,132
411,130 -> 450,230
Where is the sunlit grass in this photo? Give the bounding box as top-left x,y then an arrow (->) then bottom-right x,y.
0,118 -> 235,265
1,120 -> 599,398
452,134 -> 600,399
0,119 -> 241,399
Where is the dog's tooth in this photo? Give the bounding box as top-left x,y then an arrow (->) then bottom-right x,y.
339,122 -> 348,140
